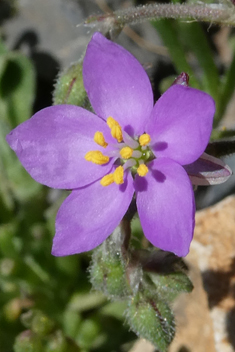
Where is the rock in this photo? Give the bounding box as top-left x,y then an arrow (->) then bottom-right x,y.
128,338 -> 155,352
170,195 -> 235,352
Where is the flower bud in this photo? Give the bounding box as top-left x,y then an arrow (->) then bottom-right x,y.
173,72 -> 189,86
90,246 -> 131,298
13,330 -> 43,352
53,60 -> 89,108
125,294 -> 175,352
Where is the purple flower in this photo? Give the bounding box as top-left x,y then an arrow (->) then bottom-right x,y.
6,32 -> 215,257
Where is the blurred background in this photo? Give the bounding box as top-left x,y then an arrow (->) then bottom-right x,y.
1,0 -> 235,351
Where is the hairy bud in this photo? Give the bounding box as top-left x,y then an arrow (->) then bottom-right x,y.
53,60 -> 89,108
125,293 -> 175,352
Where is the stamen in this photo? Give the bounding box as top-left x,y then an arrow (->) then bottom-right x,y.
113,166 -> 124,185
100,173 -> 114,186
107,116 -> 120,128
94,132 -> 108,148
137,164 -> 149,177
111,125 -> 123,142
107,117 -> 123,142
120,146 -> 133,159
139,133 -> 151,146
85,151 -> 109,165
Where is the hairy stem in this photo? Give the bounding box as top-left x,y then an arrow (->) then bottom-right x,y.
85,3 -> 235,29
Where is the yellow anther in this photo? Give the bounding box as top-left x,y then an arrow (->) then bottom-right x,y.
113,166 -> 124,185
107,117 -> 123,142
139,133 -> 151,146
107,116 -> 120,128
94,131 -> 108,148
120,146 -> 133,159
111,125 -> 123,143
84,151 -> 109,165
137,164 -> 149,177
100,173 -> 114,187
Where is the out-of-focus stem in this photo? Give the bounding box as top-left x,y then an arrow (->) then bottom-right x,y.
121,217 -> 131,259
85,3 -> 235,29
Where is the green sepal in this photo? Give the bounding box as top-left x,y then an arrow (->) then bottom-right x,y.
125,293 -> 175,352
148,271 -> 193,302
90,245 -> 131,299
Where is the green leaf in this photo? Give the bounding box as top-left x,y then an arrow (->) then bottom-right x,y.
216,46 -> 235,125
76,319 -> 101,350
0,52 -> 36,128
14,330 -> 43,352
0,222 -> 20,257
178,22 -> 219,102
100,301 -> 127,320
152,19 -> 200,89
211,128 -> 235,140
68,292 -> 106,313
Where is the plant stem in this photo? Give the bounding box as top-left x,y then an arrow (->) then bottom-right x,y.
85,3 -> 235,29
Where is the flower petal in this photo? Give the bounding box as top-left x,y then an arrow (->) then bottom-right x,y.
184,152 -> 232,185
6,105 -> 114,189
52,172 -> 134,256
83,32 -> 153,136
135,158 -> 195,257
146,85 -> 215,165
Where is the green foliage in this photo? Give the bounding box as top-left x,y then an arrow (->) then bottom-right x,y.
0,51 -> 35,128
2,2 -> 235,350
89,229 -> 193,351
14,331 -> 43,352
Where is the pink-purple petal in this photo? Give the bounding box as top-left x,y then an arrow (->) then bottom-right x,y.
83,32 -> 153,136
6,105 -> 114,189
184,152 -> 232,185
52,172 -> 134,256
146,85 -> 215,165
135,158 -> 195,257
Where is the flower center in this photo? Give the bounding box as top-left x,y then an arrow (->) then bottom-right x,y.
84,117 -> 154,186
